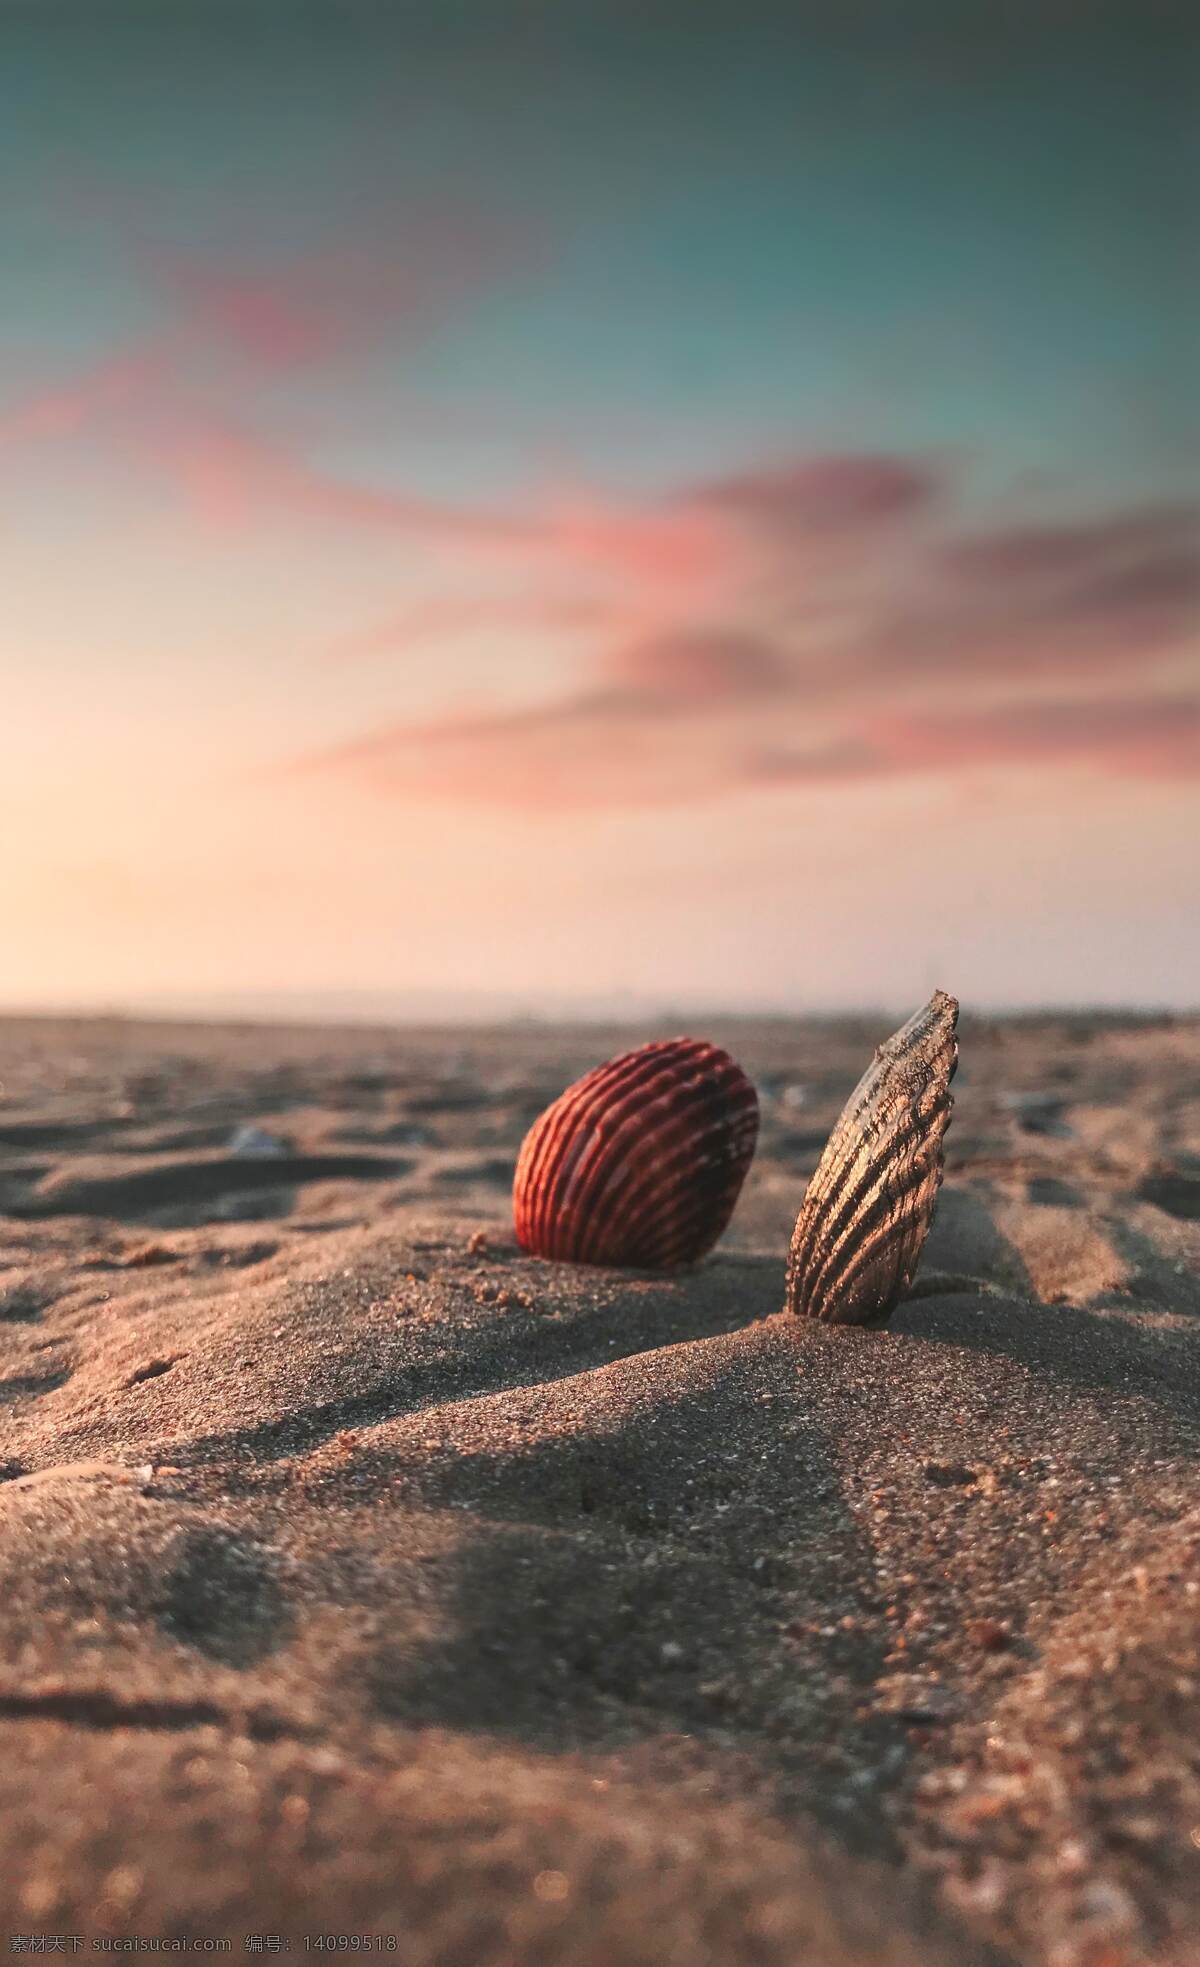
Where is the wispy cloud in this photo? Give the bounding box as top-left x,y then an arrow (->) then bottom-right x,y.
150,414 -> 547,547
328,594 -> 619,661
1,195 -> 539,455
5,267 -> 1194,819
689,453 -> 939,534
599,631 -> 791,706
750,695 -> 1200,787
298,676 -> 1200,810
0,344 -> 169,445
871,501 -> 1200,684
138,200 -> 537,373
290,452 -> 1198,809
938,505 -> 1197,586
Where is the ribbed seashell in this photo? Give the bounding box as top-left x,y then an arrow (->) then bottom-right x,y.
785,990 -> 959,1326
513,1038 -> 759,1269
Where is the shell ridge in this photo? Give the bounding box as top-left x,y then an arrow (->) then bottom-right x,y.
597,1077 -> 757,1266
577,1049 -> 752,1265
514,1038 -> 757,1269
795,1086 -> 952,1311
807,1168 -> 941,1319
784,991 -> 958,1325
570,1054 -> 727,1263
585,1074 -> 758,1261
787,1084 -> 947,1305
518,1039 -> 685,1249
802,1081 -> 952,1318
528,1047 -> 685,1257
623,1099 -> 760,1266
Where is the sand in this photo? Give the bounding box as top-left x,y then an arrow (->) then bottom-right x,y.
0,1010 -> 1197,1964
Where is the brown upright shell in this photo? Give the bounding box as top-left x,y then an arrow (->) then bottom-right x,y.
513,1038 -> 759,1269
785,990 -> 959,1325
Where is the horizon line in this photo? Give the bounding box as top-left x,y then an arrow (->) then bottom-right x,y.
1,992 -> 1197,1033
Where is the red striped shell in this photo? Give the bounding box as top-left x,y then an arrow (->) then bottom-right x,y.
513,1038 -> 759,1269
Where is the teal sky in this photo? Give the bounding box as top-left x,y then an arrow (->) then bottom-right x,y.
1,1 -> 1197,1013
4,2 -> 1194,497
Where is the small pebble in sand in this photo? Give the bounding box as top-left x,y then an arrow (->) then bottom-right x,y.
1077,1876 -> 1139,1937
121,1242 -> 181,1268
965,1617 -> 1012,1652
101,1864 -> 143,1912
229,1123 -> 290,1158
20,1875 -> 63,1920
924,1462 -> 978,1487
467,1229 -> 490,1255
532,1870 -> 570,1904
127,1355 -> 180,1387
881,1679 -> 960,1724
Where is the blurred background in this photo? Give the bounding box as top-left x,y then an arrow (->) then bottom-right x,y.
2,0 -> 1196,1021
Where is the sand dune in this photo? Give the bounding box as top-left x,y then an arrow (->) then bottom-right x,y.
0,1012 -> 1197,1963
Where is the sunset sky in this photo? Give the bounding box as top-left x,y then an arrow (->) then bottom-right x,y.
3,0 -> 1197,1018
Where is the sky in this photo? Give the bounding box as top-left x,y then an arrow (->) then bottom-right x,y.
2,0 -> 1197,1019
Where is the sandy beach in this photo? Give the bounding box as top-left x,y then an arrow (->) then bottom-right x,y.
0,1010 -> 1197,1964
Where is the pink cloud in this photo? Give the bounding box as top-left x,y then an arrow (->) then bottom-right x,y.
689,453 -> 938,533
543,490 -> 731,592
939,503 -> 1197,586
299,684 -> 1200,812
139,201 -> 539,374
312,452 -> 934,669
750,696 -> 1200,788
280,454 -> 1198,812
871,695 -> 1200,778
1,197 -> 539,470
329,594 -> 619,661
149,262 -> 338,369
1062,543 -> 1200,624
857,500 -> 1200,687
600,631 -> 789,707
0,344 -> 169,446
292,626 -> 795,810
295,624 -> 1199,812
6,314 -> 1192,824
147,414 -> 544,550
149,417 -> 753,622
